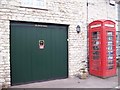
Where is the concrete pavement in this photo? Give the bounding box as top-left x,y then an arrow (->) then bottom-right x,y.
10,75 -> 118,88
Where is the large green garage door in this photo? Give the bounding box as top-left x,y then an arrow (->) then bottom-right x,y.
10,21 -> 68,85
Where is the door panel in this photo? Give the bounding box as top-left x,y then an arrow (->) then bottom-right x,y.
10,22 -> 68,85
11,25 -> 35,84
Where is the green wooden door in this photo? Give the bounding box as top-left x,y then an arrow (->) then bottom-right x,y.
10,22 -> 68,85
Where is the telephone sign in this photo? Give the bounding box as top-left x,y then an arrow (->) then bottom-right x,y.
39,40 -> 45,49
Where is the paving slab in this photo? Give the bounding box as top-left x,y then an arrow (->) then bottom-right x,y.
10,75 -> 118,88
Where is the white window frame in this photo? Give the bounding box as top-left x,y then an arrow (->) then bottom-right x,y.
21,0 -> 46,9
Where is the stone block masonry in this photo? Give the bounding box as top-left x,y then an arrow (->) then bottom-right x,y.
0,0 -> 117,88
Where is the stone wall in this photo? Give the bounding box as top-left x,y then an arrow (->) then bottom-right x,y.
0,0 -> 116,88
88,0 -> 116,23
118,4 -> 120,31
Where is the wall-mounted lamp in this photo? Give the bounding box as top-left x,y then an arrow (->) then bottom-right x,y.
76,25 -> 81,33
109,0 -> 115,6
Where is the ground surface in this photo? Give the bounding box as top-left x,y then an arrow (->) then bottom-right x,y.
10,75 -> 118,88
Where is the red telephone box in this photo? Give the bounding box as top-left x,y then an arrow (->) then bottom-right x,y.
88,20 -> 117,78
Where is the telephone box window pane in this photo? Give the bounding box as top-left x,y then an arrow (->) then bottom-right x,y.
107,46 -> 113,50
108,60 -> 113,64
92,32 -> 100,39
108,41 -> 113,45
92,41 -> 99,45
107,32 -> 113,41
107,32 -> 113,36
108,56 -> 113,60
93,51 -> 99,55
92,32 -> 97,38
108,65 -> 114,70
107,36 -> 113,41
93,56 -> 99,60
107,51 -> 114,59
107,51 -> 113,55
93,46 -> 99,50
